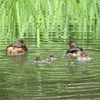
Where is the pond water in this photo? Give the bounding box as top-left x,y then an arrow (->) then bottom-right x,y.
0,40 -> 100,100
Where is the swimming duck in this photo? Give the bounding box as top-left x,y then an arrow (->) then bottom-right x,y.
66,40 -> 83,57
34,56 -> 41,63
6,39 -> 28,56
77,51 -> 92,61
47,54 -> 55,61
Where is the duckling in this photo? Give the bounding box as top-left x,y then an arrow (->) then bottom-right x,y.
47,54 -> 55,61
34,56 -> 41,63
77,51 -> 92,61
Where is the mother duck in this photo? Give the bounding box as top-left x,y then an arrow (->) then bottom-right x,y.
6,39 -> 28,56
66,40 -> 83,57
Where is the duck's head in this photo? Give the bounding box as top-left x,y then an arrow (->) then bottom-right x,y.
18,39 -> 25,44
69,40 -> 76,48
35,56 -> 40,61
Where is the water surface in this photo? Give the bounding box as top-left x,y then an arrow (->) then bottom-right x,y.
0,40 -> 100,100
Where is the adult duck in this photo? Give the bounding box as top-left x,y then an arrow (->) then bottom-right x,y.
6,39 -> 28,56
66,40 -> 83,57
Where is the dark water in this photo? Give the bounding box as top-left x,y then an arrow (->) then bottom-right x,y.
0,40 -> 100,100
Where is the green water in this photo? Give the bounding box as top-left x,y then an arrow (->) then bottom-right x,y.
0,40 -> 100,100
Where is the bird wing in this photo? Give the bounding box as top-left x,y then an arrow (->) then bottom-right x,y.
67,47 -> 83,53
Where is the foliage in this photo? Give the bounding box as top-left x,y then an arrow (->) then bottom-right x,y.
0,0 -> 100,44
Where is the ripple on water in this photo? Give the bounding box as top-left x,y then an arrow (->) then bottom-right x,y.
0,42 -> 100,100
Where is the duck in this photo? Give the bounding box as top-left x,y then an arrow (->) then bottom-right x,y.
77,51 -> 92,61
34,56 -> 41,63
66,40 -> 83,57
47,54 -> 55,61
6,39 -> 28,56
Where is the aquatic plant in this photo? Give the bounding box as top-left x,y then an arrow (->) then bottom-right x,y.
0,0 -> 100,44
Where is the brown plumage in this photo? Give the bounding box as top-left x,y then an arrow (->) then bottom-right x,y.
66,41 -> 83,57
6,39 -> 28,56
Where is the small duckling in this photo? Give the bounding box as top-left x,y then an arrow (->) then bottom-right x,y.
47,54 -> 55,61
34,56 -> 41,63
77,52 -> 92,61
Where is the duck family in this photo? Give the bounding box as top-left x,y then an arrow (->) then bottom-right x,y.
5,39 -> 92,62
66,40 -> 92,61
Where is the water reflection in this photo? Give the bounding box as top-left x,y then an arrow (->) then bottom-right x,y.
7,55 -> 27,65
